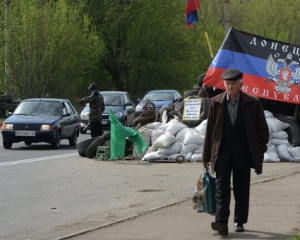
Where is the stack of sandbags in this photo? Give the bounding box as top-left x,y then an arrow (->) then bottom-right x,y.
264,110 -> 293,162
137,110 -> 299,163
139,119 -> 207,162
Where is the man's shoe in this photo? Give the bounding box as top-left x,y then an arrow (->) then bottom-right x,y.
234,223 -> 245,232
211,222 -> 228,236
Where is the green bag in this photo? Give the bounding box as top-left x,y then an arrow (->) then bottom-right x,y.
109,110 -> 148,159
203,167 -> 216,215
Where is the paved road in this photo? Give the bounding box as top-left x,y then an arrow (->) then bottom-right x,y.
1,130 -> 300,240
56,162 -> 300,240
65,172 -> 300,240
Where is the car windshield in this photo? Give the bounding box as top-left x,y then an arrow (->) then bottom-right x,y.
82,105 -> 90,113
14,101 -> 62,117
143,92 -> 173,101
103,95 -> 123,106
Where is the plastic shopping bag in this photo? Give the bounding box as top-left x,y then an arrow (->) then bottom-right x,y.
203,167 -> 216,215
192,168 -> 206,212
192,167 -> 216,214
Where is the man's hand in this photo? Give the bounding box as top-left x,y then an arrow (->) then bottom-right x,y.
203,161 -> 209,168
76,97 -> 82,103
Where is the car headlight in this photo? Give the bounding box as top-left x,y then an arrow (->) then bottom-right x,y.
114,112 -> 123,118
40,124 -> 54,131
135,105 -> 142,112
1,123 -> 13,130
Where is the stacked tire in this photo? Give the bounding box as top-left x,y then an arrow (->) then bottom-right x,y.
77,131 -> 111,158
176,96 -> 210,128
0,95 -> 21,117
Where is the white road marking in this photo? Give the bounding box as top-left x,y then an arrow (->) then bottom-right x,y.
0,153 -> 78,166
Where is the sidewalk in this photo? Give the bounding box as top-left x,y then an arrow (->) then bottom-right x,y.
59,163 -> 300,240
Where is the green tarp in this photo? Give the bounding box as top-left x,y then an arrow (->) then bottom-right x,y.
109,110 -> 148,159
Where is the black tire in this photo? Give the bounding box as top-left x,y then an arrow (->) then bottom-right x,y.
3,101 -> 20,111
183,90 -> 199,98
25,141 -> 32,146
198,73 -> 206,87
102,131 -> 111,141
69,131 -> 78,146
0,95 -> 13,103
155,106 -> 172,122
85,136 -> 106,158
80,128 -> 87,134
197,86 -> 224,98
76,137 -> 98,157
51,132 -> 61,149
274,115 -> 300,146
193,84 -> 200,91
103,140 -> 110,146
199,97 -> 210,121
143,101 -> 156,114
3,141 -> 12,149
0,108 -> 5,118
179,97 -> 210,127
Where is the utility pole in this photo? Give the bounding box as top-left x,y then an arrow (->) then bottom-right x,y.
224,0 -> 230,36
5,0 -> 10,88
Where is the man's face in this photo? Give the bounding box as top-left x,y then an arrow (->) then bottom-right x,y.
224,80 -> 242,98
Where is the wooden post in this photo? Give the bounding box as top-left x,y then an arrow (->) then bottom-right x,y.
224,0 -> 230,35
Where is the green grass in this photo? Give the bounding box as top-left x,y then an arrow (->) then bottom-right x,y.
290,230 -> 300,240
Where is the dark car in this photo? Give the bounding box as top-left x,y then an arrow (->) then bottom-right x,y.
1,98 -> 79,149
135,89 -> 183,116
79,91 -> 135,133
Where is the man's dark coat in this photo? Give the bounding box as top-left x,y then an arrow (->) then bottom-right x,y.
202,91 -> 269,175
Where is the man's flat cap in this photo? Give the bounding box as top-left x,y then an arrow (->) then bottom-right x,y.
221,69 -> 243,80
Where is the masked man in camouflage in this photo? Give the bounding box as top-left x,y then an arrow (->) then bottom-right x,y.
76,83 -> 105,138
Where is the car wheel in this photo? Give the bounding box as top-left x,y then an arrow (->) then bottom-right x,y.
51,132 -> 61,149
80,128 -> 87,134
25,141 -> 32,146
69,132 -> 78,146
3,141 -> 12,149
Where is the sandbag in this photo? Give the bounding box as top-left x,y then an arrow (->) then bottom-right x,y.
266,117 -> 289,132
180,143 -> 199,154
157,142 -> 182,155
288,146 -> 300,162
183,132 -> 205,145
264,152 -> 280,163
165,120 -> 187,136
269,131 -> 288,139
276,144 -> 294,162
151,133 -> 177,151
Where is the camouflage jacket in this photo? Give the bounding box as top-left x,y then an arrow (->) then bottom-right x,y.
80,91 -> 105,122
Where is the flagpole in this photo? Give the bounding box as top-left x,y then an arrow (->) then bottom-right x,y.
224,0 -> 230,35
199,8 -> 214,59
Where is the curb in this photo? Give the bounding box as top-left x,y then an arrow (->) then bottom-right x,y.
54,170 -> 300,240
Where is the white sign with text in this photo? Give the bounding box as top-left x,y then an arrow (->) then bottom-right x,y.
182,98 -> 202,120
